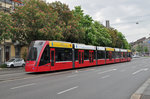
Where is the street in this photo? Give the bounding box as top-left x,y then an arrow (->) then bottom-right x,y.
0,57 -> 150,99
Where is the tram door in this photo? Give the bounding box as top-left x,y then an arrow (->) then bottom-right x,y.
89,51 -> 94,63
78,50 -> 84,64
50,48 -> 55,66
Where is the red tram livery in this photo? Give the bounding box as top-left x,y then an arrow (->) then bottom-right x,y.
25,41 -> 132,72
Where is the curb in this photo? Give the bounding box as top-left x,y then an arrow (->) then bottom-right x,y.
131,79 -> 150,99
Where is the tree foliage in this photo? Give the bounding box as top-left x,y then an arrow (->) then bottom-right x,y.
0,12 -> 13,42
136,44 -> 143,53
0,0 -> 130,49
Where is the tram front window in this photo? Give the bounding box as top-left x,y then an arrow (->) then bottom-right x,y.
27,41 -> 45,61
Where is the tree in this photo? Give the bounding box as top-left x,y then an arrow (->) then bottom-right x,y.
109,28 -> 130,49
11,0 -> 61,45
73,6 -> 93,44
49,2 -> 85,43
144,46 -> 149,53
89,21 -> 112,46
0,12 -> 13,42
136,44 -> 143,53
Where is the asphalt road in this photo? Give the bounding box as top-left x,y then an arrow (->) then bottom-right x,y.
0,57 -> 150,99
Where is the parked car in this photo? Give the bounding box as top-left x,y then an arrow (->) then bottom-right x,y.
132,55 -> 140,58
5,58 -> 25,68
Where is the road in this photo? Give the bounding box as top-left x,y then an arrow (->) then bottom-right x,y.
0,57 -> 150,99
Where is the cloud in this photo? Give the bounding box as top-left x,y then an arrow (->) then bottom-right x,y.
47,0 -> 150,42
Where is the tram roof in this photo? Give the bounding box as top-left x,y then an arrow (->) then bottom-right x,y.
97,46 -> 105,51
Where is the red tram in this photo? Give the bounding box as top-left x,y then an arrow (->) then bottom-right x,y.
25,41 -> 132,72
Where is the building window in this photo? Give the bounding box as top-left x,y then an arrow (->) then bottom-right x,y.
15,46 -> 20,58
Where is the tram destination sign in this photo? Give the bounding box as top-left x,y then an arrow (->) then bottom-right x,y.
49,41 -> 72,48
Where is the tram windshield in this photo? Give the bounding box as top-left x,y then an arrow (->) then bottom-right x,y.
27,41 -> 45,61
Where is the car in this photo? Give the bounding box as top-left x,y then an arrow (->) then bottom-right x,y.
5,58 -> 25,68
132,55 -> 140,58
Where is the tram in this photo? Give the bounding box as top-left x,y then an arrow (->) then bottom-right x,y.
25,41 -> 132,72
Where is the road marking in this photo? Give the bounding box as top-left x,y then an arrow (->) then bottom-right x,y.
101,75 -> 110,79
79,68 -> 96,72
0,71 -> 74,84
10,83 -> 36,89
57,86 -> 78,95
132,68 -> 149,75
0,72 -> 24,77
89,69 -> 95,71
98,69 -> 117,74
67,74 -> 78,78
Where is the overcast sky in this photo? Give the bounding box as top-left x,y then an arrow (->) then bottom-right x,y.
47,0 -> 150,42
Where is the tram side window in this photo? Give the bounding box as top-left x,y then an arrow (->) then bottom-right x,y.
115,52 -> 120,58
55,48 -> 72,62
39,45 -> 50,66
106,51 -> 112,59
106,51 -> 109,59
112,52 -> 115,59
84,50 -> 89,60
128,52 -> 131,58
75,50 -> 78,61
97,51 -> 105,59
93,51 -> 96,59
123,52 -> 127,58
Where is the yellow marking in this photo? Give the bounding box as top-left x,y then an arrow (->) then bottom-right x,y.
128,50 -> 131,52
49,41 -> 72,48
106,47 -> 114,51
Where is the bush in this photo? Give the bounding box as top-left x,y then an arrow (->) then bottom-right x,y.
0,64 -> 7,68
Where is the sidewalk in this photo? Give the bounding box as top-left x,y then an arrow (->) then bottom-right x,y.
131,78 -> 150,99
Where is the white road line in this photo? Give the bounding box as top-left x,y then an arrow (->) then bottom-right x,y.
98,69 -> 117,74
89,69 -> 95,71
101,75 -> 110,79
79,69 -> 96,72
67,74 -> 78,78
57,86 -> 78,95
10,83 -> 36,89
132,68 -> 149,75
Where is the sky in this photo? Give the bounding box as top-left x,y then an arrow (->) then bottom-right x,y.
46,0 -> 150,43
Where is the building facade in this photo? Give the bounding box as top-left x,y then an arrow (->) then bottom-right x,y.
0,0 -> 23,13
0,0 -> 46,64
130,37 -> 150,56
0,0 -> 26,64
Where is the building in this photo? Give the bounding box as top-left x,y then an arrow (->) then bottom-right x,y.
130,37 -> 150,56
0,0 -> 47,64
0,0 -> 26,64
0,0 -> 23,13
